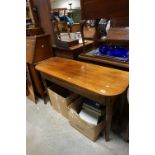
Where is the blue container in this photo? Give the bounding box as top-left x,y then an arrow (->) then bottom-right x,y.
99,45 -> 108,54
121,48 -> 129,58
114,49 -> 123,57
106,48 -> 114,56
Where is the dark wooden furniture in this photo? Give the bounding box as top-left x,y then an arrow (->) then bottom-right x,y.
105,27 -> 129,42
32,0 -> 54,44
35,57 -> 129,141
79,0 -> 129,140
79,27 -> 129,70
79,26 -> 129,70
80,0 -> 129,26
79,53 -> 129,70
26,34 -> 53,102
79,0 -> 129,70
26,0 -> 40,28
26,27 -> 44,36
71,23 -> 80,32
52,40 -> 94,59
26,0 -> 44,37
26,64 -> 36,103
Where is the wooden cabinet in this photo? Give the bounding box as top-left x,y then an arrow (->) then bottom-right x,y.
78,0 -> 129,70
26,34 -> 53,64
79,27 -> 129,70
26,0 -> 44,36
26,0 -> 40,28
80,0 -> 129,26
26,34 -> 53,102
26,27 -> 43,36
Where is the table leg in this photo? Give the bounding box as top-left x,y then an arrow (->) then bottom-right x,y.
40,74 -> 48,104
105,101 -> 114,141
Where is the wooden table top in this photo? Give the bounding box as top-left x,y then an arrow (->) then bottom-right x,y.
36,57 -> 129,96
52,40 -> 94,51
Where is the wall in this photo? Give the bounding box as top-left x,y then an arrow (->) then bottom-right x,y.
51,0 -> 80,9
50,0 -> 81,22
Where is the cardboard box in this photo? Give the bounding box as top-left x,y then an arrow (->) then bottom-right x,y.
68,97 -> 106,141
47,84 -> 79,118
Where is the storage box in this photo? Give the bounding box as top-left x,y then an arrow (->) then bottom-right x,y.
68,97 -> 106,141
47,84 -> 79,118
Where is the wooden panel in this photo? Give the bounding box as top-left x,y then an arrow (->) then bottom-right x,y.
52,40 -> 94,51
71,23 -> 80,32
106,27 -> 129,42
26,37 -> 36,64
35,57 -> 129,97
26,34 -> 53,99
52,40 -> 94,59
33,35 -> 52,63
28,64 -> 44,97
26,64 -> 36,103
32,0 -> 54,44
26,27 -> 44,36
80,0 -> 129,26
26,34 -> 53,64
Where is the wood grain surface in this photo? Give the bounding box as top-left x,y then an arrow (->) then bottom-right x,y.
35,57 -> 128,96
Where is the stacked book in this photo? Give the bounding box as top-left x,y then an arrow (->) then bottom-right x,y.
79,98 -> 105,125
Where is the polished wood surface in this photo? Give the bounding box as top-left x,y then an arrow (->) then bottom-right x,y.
36,57 -> 128,97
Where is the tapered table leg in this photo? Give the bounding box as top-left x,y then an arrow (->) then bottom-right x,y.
40,74 -> 48,104
105,99 -> 114,141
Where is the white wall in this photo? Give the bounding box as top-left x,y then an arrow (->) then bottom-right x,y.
51,0 -> 80,9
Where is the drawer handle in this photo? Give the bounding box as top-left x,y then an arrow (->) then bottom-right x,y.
41,44 -> 44,48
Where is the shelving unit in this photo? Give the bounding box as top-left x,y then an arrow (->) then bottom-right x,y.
26,0 -> 41,28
